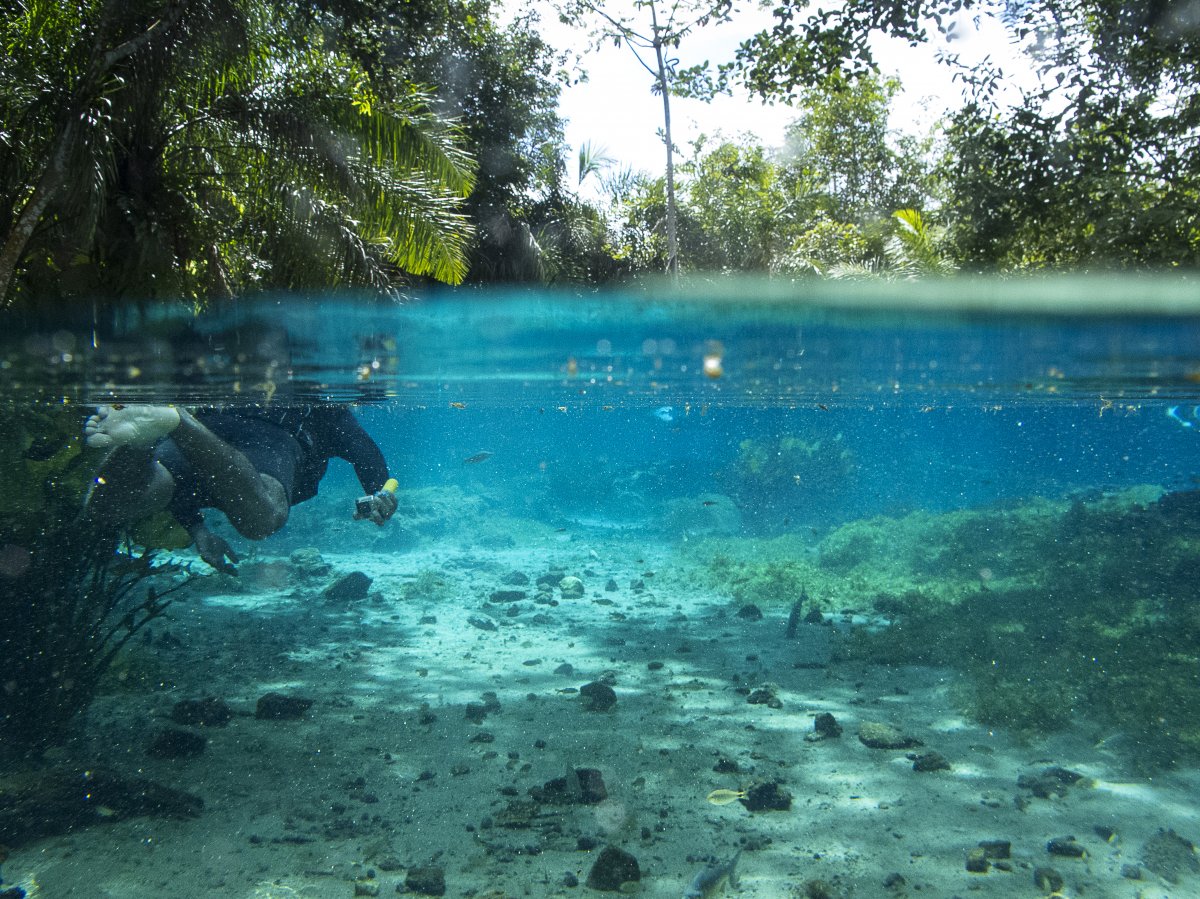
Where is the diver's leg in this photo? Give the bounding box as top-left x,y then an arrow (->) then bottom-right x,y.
166,409 -> 290,540
81,405 -> 181,526
84,405 -> 289,540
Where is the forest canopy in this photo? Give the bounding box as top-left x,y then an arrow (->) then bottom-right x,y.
1,0 -> 1197,307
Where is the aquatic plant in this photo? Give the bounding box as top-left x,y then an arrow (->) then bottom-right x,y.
697,485 -> 1200,763
0,405 -> 190,757
0,532 -> 189,759
719,433 -> 855,532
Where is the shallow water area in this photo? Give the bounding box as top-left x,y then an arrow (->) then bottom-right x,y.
2,279 -> 1200,898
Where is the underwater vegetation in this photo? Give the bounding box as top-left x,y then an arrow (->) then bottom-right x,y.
0,406 -> 188,759
697,485 -> 1200,765
717,433 -> 855,532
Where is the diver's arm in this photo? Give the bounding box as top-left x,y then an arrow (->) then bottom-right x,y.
326,408 -> 396,525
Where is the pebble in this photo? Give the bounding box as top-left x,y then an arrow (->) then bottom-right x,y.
585,846 -> 640,891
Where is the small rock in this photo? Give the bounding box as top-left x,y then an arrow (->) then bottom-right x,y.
489,589 -> 526,603
1120,864 -> 1142,880
604,578 -> 618,591
1046,836 -> 1086,858
353,881 -> 378,896
554,662 -> 575,676
857,721 -> 922,750
736,604 -> 763,620
147,728 -> 207,759
255,692 -> 314,720
741,781 -> 792,812
405,866 -> 446,896
170,697 -> 232,727
965,848 -> 990,873
1018,765 -> 1087,798
289,547 -> 330,578
559,576 -> 585,598
503,571 -> 530,586
585,846 -> 640,891
812,712 -> 842,739
911,751 -> 950,772
323,571 -> 372,602
1141,828 -> 1200,883
978,840 -> 1011,859
746,685 -> 783,709
467,614 -> 498,632
1033,866 -> 1064,893
579,681 -> 617,712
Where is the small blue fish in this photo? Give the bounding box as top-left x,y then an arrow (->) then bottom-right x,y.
683,850 -> 740,898
654,406 -> 674,423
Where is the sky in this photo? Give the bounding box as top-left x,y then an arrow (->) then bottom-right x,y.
509,2 -> 1025,182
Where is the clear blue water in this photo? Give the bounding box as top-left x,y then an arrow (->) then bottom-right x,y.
3,280 -> 1200,898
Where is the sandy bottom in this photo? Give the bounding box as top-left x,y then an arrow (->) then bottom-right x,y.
5,529 -> 1198,899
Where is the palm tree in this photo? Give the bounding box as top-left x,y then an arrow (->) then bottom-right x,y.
0,0 -> 477,308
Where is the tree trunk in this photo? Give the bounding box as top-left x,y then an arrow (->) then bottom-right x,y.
650,2 -> 679,285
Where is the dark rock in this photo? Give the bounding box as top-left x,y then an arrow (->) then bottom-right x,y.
489,589 -> 526,603
965,848 -> 990,873
531,768 -> 607,805
647,661 -> 664,671
0,888 -> 25,899
585,846 -> 640,891
255,692 -> 314,720
1033,866 -> 1064,893
575,768 -> 608,804
1018,766 -> 1088,798
536,571 -> 565,588
813,712 -> 842,738
469,731 -> 495,743
503,571 -> 530,586
746,685 -> 782,709
911,751 -> 950,772
464,703 -> 488,724
857,721 -> 922,750
148,728 -> 207,759
1141,828 -> 1200,883
405,866 -> 446,896
467,614 -> 498,632
562,872 -> 579,887
169,697 -> 232,727
1093,824 -> 1117,843
605,578 -> 618,591
1120,864 -> 1142,880
353,881 -> 378,896
1046,836 -> 1086,858
579,681 -> 617,712
630,579 -> 645,593
804,607 -> 824,624
554,663 -> 575,676
323,571 -> 372,602
978,840 -> 1011,860
883,872 -> 906,889
740,781 -> 792,812
713,758 -> 741,774
736,604 -> 763,620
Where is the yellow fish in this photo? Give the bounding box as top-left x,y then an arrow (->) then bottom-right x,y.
705,789 -> 746,806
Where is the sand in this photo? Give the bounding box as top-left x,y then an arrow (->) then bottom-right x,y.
3,527 -> 1197,899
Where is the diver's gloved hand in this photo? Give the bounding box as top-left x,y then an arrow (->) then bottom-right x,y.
190,523 -> 240,574
354,489 -> 397,527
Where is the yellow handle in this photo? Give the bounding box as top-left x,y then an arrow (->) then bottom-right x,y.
382,478 -> 399,494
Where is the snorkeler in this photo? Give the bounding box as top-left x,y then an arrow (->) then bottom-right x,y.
81,404 -> 398,573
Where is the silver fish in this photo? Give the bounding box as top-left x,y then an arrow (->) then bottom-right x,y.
683,850 -> 740,898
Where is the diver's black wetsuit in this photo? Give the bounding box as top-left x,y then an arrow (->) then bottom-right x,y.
154,406 -> 389,529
